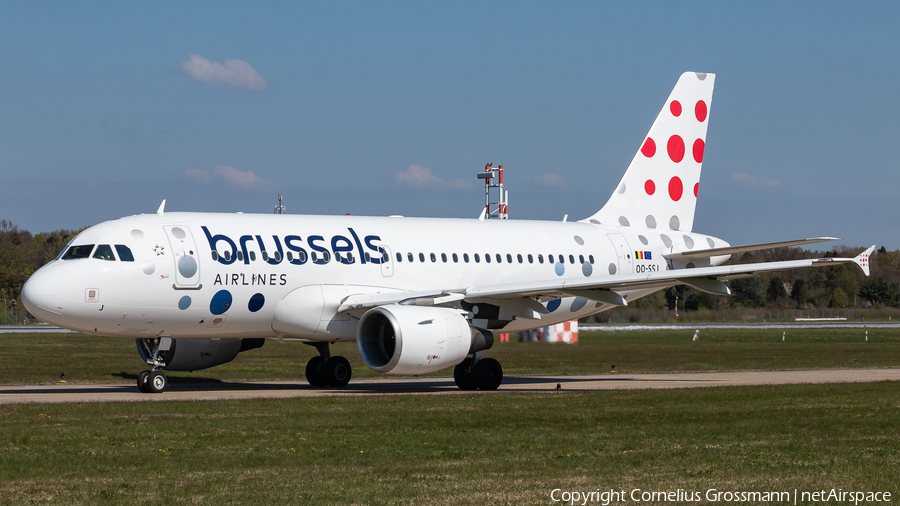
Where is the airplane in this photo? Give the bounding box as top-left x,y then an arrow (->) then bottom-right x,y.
21,72 -> 874,394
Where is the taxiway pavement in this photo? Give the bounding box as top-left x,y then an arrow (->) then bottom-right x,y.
2,368 -> 898,405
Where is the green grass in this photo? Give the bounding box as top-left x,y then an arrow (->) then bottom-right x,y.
1,383 -> 898,505
1,328 -> 899,385
2,329 -> 899,504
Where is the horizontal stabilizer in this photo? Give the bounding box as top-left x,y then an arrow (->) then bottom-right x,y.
664,237 -> 839,261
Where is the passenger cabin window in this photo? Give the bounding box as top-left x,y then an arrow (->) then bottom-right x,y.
527,254 -> 533,263
507,254 -> 513,263
441,253 -> 447,263
114,245 -> 134,262
538,254 -> 544,264
93,245 -> 116,261
62,245 -> 95,260
569,255 -> 575,264
408,253 -> 414,262
211,251 -> 219,261
549,254 -> 555,264
419,253 -> 425,262
589,255 -> 595,264
579,255 -> 585,264
463,253 -> 470,263
517,254 -> 522,263
452,253 -> 458,263
430,253 -> 436,262
474,253 -> 480,263
496,254 -> 502,263
249,251 -> 257,261
237,251 -> 244,262
485,254 -> 491,263
396,252 -> 402,262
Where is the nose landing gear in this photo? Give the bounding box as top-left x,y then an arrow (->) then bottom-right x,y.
136,337 -> 171,393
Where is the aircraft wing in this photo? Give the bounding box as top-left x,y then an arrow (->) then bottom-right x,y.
339,246 -> 874,312
663,237 -> 839,262
466,245 -> 874,302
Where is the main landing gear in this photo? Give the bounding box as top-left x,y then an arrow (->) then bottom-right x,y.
453,353 -> 503,391
304,342 -> 352,387
136,337 -> 170,394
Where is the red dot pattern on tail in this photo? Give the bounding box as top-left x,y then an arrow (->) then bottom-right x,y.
692,139 -> 704,163
587,72 -> 715,229
695,100 -> 708,122
641,138 -> 656,158
668,177 -> 683,201
670,100 -> 682,117
667,135 -> 685,163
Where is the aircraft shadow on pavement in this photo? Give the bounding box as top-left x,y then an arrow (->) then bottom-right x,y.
111,371 -> 223,384
0,374 -> 721,399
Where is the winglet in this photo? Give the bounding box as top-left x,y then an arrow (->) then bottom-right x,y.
156,199 -> 166,215
854,245 -> 876,276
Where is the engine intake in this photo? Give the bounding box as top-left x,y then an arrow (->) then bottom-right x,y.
357,304 -> 491,375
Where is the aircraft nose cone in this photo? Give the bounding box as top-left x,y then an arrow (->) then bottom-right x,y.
21,270 -> 67,318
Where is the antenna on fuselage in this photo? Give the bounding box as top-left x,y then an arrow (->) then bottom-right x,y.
274,194 -> 286,215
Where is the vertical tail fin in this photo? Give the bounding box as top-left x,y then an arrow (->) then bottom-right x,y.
583,72 -> 715,232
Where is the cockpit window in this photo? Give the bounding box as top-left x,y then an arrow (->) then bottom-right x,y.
62,244 -> 95,260
93,245 -> 116,261
115,245 -> 135,262
55,239 -> 75,261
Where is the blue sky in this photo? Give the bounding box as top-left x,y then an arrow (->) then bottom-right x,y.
1,2 -> 897,248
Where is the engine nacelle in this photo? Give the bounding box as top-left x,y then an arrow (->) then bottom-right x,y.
136,338 -> 265,372
357,304 -> 491,375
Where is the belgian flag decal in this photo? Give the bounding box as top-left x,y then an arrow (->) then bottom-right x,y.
635,251 -> 652,260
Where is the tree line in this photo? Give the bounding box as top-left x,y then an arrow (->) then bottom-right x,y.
0,218 -> 895,318
0,220 -> 79,313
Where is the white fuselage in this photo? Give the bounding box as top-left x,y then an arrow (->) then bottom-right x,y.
23,211 -> 730,341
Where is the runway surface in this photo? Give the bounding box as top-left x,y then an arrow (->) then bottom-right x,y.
2,368 -> 898,405
3,322 -> 898,334
0,325 -> 75,334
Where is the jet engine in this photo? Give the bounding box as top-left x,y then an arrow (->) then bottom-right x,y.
356,304 -> 492,375
136,337 -> 265,372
